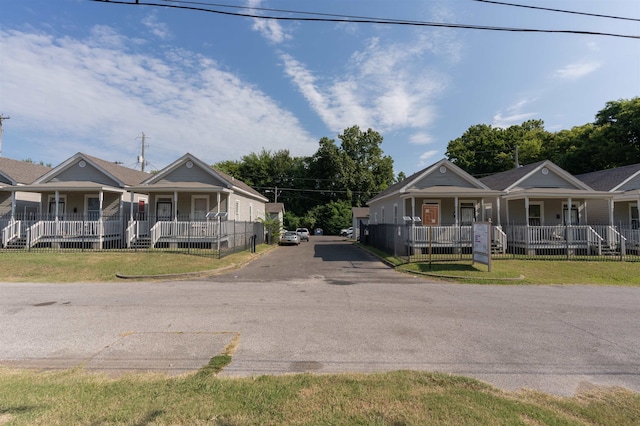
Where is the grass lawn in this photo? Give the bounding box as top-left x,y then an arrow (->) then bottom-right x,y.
0,245 -> 274,282
398,259 -> 640,285
1,368 -> 638,425
1,245 -> 639,424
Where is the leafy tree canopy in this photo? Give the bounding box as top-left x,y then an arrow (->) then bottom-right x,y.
446,97 -> 640,176
214,125 -> 396,232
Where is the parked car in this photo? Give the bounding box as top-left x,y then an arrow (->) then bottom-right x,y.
279,230 -> 300,245
296,228 -> 310,241
314,228 -> 323,235
340,227 -> 353,238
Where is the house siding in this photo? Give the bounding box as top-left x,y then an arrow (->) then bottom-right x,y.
515,170 -> 576,190
155,165 -> 226,186
619,176 -> 640,191
409,169 -> 473,189
50,162 -> 120,187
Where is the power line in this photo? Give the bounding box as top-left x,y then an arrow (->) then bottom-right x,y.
472,0 -> 640,22
89,0 -> 640,39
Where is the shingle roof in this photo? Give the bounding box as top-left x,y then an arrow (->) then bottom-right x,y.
479,161 -> 547,190
82,153 -> 151,186
0,157 -> 52,185
213,167 -> 266,200
266,203 -> 285,214
352,207 -> 369,218
576,163 -> 640,191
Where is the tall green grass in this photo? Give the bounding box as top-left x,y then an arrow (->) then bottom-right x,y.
0,368 -> 638,425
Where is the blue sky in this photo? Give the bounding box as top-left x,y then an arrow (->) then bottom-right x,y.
1,1 -> 638,176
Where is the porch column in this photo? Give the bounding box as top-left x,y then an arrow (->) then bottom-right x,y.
567,197 -> 572,225
99,191 -> 104,221
454,196 -> 459,226
173,191 -> 178,221
584,200 -> 588,224
411,197 -> 416,219
608,198 -> 614,227
497,197 -> 502,226
98,191 -> 104,248
55,191 -> 60,220
217,192 -> 221,214
524,196 -> 529,226
129,192 -> 134,221
480,199 -> 485,222
10,191 -> 16,220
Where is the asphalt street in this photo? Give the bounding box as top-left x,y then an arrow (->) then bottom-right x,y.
0,235 -> 639,396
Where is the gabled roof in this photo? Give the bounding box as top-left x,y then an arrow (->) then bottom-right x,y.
480,160 -> 592,192
0,157 -> 51,186
266,203 -> 285,214
33,152 -> 149,187
368,158 -> 498,204
576,163 -> 640,192
140,153 -> 268,201
352,207 -> 369,218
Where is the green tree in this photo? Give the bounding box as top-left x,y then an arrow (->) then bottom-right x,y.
308,200 -> 352,235
446,124 -> 512,176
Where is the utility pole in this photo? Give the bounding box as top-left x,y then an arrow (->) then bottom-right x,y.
136,132 -> 149,172
0,114 -> 10,157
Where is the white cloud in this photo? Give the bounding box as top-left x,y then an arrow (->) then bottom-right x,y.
0,27 -> 316,167
493,98 -> 538,128
409,132 -> 434,145
245,0 -> 291,44
419,150 -> 438,160
553,62 -> 601,80
416,150 -> 439,167
281,35 -> 448,134
142,13 -> 172,40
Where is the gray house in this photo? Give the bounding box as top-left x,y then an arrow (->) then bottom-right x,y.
577,163 -> 640,250
480,160 -> 620,255
2,153 -> 149,249
0,158 -> 52,247
0,157 -> 51,217
126,153 -> 268,249
367,159 -> 503,252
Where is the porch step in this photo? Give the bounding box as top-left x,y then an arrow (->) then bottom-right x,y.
130,238 -> 152,249
4,238 -> 27,249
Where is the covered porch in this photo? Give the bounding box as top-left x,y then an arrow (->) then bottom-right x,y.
502,189 -> 625,256
1,184 -> 126,249
125,187 -> 231,249
402,188 -> 506,254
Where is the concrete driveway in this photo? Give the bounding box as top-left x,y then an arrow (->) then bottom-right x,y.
1,235 -> 639,396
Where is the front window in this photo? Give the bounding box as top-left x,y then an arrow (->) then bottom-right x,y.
529,204 -> 541,226
48,195 -> 66,219
86,196 -> 100,220
563,204 -> 579,225
192,196 -> 209,220
460,203 -> 475,226
631,205 -> 639,229
157,198 -> 172,221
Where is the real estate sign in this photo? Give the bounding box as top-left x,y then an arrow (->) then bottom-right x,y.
473,222 -> 491,272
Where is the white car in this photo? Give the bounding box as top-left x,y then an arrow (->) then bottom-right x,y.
296,228 -> 310,241
340,227 -> 353,238
279,230 -> 300,245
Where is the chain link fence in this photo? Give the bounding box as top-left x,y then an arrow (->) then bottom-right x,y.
362,223 -> 640,263
0,214 -> 264,258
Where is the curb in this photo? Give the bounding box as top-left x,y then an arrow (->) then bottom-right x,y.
115,246 -> 274,280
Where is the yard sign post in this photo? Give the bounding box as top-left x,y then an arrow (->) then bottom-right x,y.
473,222 -> 491,272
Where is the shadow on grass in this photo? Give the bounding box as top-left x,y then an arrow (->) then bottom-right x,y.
413,263 -> 481,273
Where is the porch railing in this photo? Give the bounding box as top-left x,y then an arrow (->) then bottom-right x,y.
149,220 -> 227,247
493,226 -> 507,254
2,220 -> 21,247
27,219 -> 121,247
411,225 -> 473,244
